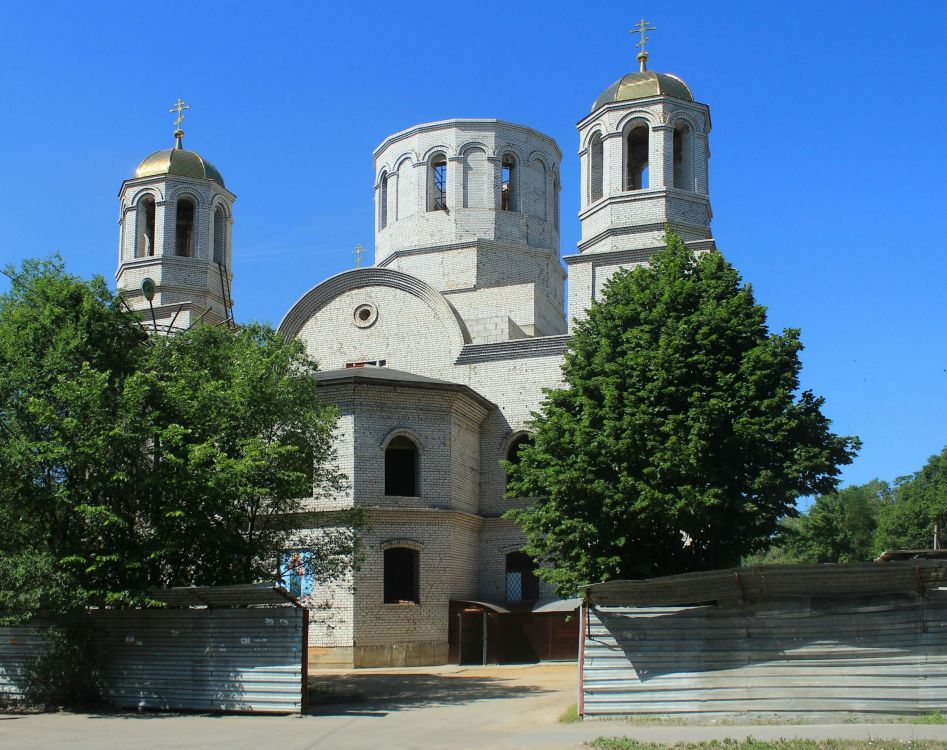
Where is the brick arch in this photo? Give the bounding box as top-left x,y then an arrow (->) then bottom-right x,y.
420,144 -> 453,163
166,186 -> 209,208
496,144 -> 526,165
391,152 -> 416,172
666,111 -> 702,134
380,538 -> 424,552
210,196 -> 231,217
131,187 -> 163,205
380,428 -> 425,451
496,427 -> 530,454
615,109 -> 658,134
458,141 -> 489,157
277,267 -> 471,347
582,125 -> 607,149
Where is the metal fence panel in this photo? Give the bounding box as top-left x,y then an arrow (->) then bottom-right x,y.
0,622 -> 47,702
581,591 -> 947,718
0,608 -> 305,714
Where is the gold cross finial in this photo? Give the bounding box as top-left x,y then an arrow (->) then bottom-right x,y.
354,243 -> 365,268
169,98 -> 189,149
630,18 -> 656,72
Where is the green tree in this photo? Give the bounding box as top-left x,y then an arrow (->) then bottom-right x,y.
0,258 -> 354,623
875,447 -> 947,552
506,231 -> 859,594
790,480 -> 888,562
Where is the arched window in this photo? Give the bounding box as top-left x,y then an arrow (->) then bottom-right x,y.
501,154 -> 516,211
379,170 -> 389,229
385,435 -> 419,496
175,197 -> 195,257
625,125 -> 649,191
673,124 -> 690,190
384,547 -> 419,604
589,132 -> 604,203
505,551 -> 539,601
505,434 -> 532,490
428,153 -> 447,211
213,206 -> 227,265
135,196 -> 156,258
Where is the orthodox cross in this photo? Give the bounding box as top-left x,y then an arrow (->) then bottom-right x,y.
354,243 -> 365,268
170,98 -> 189,130
630,18 -> 656,71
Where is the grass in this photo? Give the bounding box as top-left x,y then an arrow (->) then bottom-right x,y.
559,702 -> 581,723
907,712 -> 947,725
587,741 -> 947,750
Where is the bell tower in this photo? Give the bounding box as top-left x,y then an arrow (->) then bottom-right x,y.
566,22 -> 716,327
116,100 -> 236,332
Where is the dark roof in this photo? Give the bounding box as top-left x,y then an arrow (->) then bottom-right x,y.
315,366 -> 495,410
877,549 -> 947,562
582,561 -> 947,607
150,582 -> 300,608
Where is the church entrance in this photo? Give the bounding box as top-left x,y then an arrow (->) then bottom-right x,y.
458,610 -> 485,665
449,599 -> 580,665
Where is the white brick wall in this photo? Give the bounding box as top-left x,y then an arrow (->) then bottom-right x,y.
116,171 -> 235,330
255,89 -> 720,666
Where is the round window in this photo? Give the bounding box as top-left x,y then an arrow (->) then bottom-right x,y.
353,303 -> 378,328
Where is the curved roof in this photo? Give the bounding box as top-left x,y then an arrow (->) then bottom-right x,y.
277,267 -> 471,347
591,71 -> 693,112
136,147 -> 225,187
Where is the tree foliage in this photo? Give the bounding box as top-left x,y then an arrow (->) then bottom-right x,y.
505,231 -> 859,594
746,480 -> 888,565
875,447 -> 947,552
0,258 -> 354,623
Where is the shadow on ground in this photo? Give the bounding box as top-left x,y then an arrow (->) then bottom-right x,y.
306,672 -> 550,716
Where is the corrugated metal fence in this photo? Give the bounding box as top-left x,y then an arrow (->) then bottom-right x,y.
581,564 -> 947,718
1,602 -> 306,713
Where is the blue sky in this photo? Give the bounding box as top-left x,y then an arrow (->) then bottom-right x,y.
1,1 -> 945,497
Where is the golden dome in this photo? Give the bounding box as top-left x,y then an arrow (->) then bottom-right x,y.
591,70 -> 693,112
135,145 -> 225,187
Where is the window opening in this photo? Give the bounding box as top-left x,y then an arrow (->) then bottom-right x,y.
379,171 -> 389,228
385,435 -> 419,496
430,157 -> 447,211
505,551 -> 540,601
175,198 -> 195,257
136,197 -> 156,258
590,133 -> 604,203
501,156 -> 515,211
344,359 -> 387,368
213,206 -> 226,264
384,547 -> 419,604
506,434 -> 532,489
673,125 -> 689,190
625,126 -> 649,190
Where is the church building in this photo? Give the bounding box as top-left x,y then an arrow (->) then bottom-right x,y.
114,30 -> 717,668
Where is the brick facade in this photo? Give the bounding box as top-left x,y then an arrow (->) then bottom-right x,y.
117,62 -> 718,669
